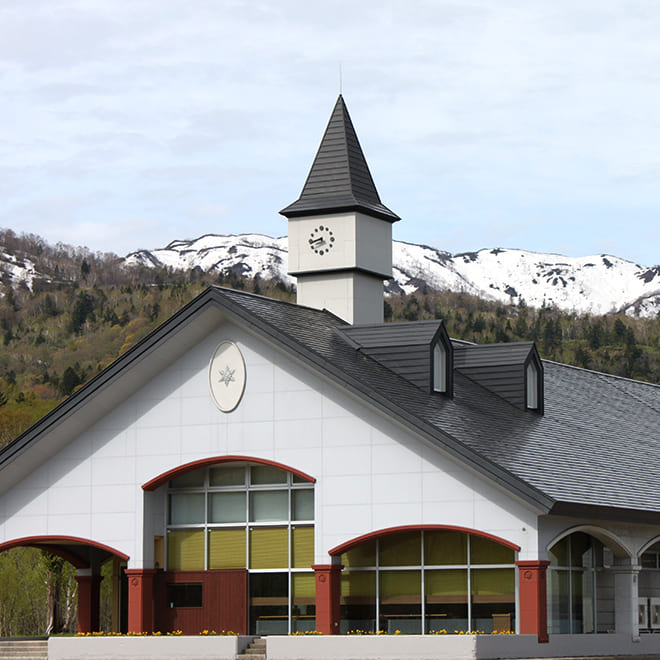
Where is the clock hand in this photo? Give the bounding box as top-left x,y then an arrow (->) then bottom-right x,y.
310,237 -> 325,247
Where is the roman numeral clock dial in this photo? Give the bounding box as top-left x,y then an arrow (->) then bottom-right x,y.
308,226 -> 335,256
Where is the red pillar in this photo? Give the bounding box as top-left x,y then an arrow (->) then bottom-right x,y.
125,569 -> 158,633
312,564 -> 343,635
75,574 -> 103,633
516,560 -> 550,642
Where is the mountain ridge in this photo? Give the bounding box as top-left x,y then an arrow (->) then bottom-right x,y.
1,228 -> 658,319
124,233 -> 660,319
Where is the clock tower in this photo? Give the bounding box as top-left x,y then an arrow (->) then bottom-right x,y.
280,95 -> 400,325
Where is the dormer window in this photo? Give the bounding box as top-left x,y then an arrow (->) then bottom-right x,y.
526,361 -> 539,410
433,343 -> 447,393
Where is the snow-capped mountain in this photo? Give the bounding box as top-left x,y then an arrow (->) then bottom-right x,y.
125,234 -> 660,319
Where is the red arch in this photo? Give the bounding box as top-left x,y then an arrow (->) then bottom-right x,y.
0,536 -> 129,569
142,455 -> 316,491
329,524 -> 521,556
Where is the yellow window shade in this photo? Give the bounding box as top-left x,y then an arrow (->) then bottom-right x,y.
340,541 -> 376,568
380,532 -> 421,566
471,568 -> 514,596
424,530 -> 467,565
425,569 -> 467,598
292,573 -> 316,603
250,527 -> 288,569
341,571 -> 376,602
208,528 -> 246,569
379,570 -> 421,598
167,530 -> 204,571
292,526 -> 314,568
470,535 -> 514,565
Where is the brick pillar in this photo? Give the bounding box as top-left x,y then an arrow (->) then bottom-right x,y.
312,564 -> 343,635
125,569 -> 158,634
75,572 -> 103,633
516,560 -> 550,642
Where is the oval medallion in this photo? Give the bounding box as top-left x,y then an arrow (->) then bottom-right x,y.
208,341 -> 246,412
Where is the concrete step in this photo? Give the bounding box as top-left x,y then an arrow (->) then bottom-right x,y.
0,639 -> 48,660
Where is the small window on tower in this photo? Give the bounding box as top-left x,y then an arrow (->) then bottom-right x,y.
433,343 -> 447,393
526,362 -> 539,409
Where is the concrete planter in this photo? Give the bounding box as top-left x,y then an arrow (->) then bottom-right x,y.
267,632 -> 660,660
48,635 -> 252,660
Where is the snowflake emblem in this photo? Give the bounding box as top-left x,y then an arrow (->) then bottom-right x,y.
218,365 -> 236,387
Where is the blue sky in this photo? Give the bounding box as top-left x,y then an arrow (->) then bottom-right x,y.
1,1 -> 659,266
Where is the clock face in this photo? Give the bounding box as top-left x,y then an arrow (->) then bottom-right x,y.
308,225 -> 335,256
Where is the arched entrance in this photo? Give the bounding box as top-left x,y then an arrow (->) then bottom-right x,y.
638,537 -> 660,631
0,536 -> 129,634
546,528 -> 632,634
140,456 -> 316,635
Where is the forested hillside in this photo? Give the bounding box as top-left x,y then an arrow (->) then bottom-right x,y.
1,264 -> 659,450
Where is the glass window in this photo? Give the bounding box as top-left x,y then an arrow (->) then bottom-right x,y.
208,528 -> 246,569
341,571 -> 376,634
470,535 -> 515,565
209,491 -> 246,523
170,470 -> 205,488
340,530 -> 515,634
210,465 -> 245,487
380,570 -> 421,634
526,362 -> 538,409
169,493 -> 205,525
341,541 -> 376,568
292,489 -> 314,521
425,530 -> 467,565
166,583 -> 202,607
250,572 -> 288,635
433,343 -> 447,393
380,532 -> 421,566
167,530 -> 204,570
292,526 -> 314,568
250,527 -> 289,569
292,573 -> 316,633
425,569 -> 468,633
251,465 -> 288,485
250,490 -> 288,522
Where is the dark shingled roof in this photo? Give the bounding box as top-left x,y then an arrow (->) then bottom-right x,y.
280,95 -> 400,222
217,288 -> 660,518
337,321 -> 447,391
2,286 -> 659,521
454,342 -> 542,411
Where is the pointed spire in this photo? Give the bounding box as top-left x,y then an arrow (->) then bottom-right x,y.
280,95 -> 399,222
